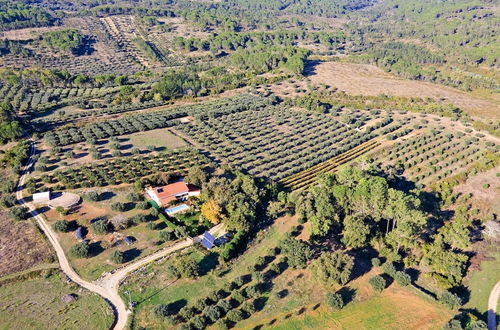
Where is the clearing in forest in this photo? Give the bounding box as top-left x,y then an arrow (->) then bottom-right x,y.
307,62 -> 499,119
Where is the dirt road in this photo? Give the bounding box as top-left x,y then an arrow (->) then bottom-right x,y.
16,142 -> 224,329
488,281 -> 500,330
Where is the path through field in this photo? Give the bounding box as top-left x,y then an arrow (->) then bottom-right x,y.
16,142 -> 225,329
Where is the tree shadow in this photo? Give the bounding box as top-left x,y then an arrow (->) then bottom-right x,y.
338,287 -> 357,305
199,252 -> 219,276
168,299 -> 187,314
88,241 -> 104,257
350,248 -> 375,281
123,248 -> 142,262
254,296 -> 268,312
99,191 -> 116,201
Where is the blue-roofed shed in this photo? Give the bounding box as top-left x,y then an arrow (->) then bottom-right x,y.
75,227 -> 84,240
124,236 -> 134,245
201,231 -> 215,250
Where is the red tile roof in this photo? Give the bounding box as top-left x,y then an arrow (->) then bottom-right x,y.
151,182 -> 200,205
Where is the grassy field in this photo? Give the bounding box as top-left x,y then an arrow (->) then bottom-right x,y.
306,61 -> 499,119
127,128 -> 187,150
121,216 -> 296,329
0,211 -> 53,277
264,286 -> 451,330
466,249 -> 500,316
0,272 -> 113,330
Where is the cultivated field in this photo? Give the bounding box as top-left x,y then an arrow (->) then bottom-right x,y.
306,62 -> 499,119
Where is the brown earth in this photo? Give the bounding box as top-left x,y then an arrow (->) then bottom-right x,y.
306,62 -> 500,119
0,211 -> 52,277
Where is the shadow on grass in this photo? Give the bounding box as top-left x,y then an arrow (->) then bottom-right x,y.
199,252 -> 219,276
124,248 -> 142,262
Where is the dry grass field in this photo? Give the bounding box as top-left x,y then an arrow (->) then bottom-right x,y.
0,211 -> 53,277
306,62 -> 499,119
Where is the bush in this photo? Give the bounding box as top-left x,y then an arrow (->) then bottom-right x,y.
70,241 -> 90,258
394,271 -> 411,286
159,230 -> 173,242
85,191 -> 100,202
226,309 -> 244,322
438,291 -> 462,309
110,250 -> 125,264
368,275 -> 386,292
382,262 -> 397,277
192,315 -> 206,329
91,219 -> 108,235
135,201 -> 150,210
111,202 -> 126,212
127,192 -> 143,202
326,292 -> 344,309
482,183 -> 490,189
214,319 -> 228,330
53,220 -> 69,232
371,257 -> 381,267
203,305 -> 221,323
10,206 -> 29,221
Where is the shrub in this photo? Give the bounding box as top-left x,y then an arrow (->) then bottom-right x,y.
53,220 -> 69,232
153,304 -> 171,318
443,319 -> 463,330
135,201 -> 149,210
10,206 -> 29,221
226,309 -> 244,322
326,292 -> 344,309
85,191 -> 100,202
111,202 -> 126,212
91,219 -> 108,235
127,192 -> 143,202
382,262 -> 397,277
371,257 -> 381,267
203,305 -> 221,323
191,315 -> 206,329
216,299 -> 232,313
394,271 -> 411,286
368,275 -> 386,292
214,319 -> 228,330
241,300 -> 256,314
159,230 -> 173,242
110,250 -> 125,264
482,183 -> 490,189
438,291 -> 462,309
178,306 -> 195,320
70,241 -> 90,258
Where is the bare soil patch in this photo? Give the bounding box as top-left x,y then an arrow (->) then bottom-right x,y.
454,166 -> 500,215
307,62 -> 499,119
0,211 -> 52,277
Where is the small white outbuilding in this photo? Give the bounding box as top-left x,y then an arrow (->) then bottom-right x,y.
32,191 -> 51,204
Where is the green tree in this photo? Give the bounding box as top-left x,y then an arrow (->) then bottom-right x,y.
52,220 -> 69,232
326,292 -> 344,309
341,215 -> 371,249
70,241 -> 90,258
368,275 -> 386,292
310,251 -> 354,285
91,219 -> 108,235
438,291 -> 462,310
279,234 -> 313,269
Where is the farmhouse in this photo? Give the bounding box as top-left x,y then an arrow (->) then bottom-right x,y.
146,182 -> 201,207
